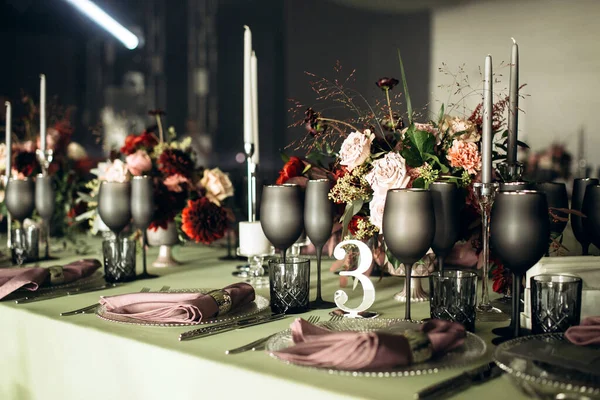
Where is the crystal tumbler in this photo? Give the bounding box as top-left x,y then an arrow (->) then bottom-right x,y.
11,226 -> 39,265
429,270 -> 477,332
102,238 -> 137,283
531,274 -> 582,334
268,257 -> 310,314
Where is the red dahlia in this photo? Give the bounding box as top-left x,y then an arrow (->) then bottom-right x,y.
181,197 -> 228,245
120,130 -> 159,155
275,156 -> 304,184
158,149 -> 194,178
148,181 -> 188,231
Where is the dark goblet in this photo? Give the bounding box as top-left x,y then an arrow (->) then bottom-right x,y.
429,182 -> 459,275
260,184 -> 304,263
535,182 -> 568,235
35,174 -> 55,259
305,179 -> 335,309
5,178 -> 36,265
98,181 -> 132,236
582,184 -> 600,250
499,181 -> 532,192
572,178 -> 599,255
131,176 -> 157,280
383,188 -> 435,321
490,190 -> 549,343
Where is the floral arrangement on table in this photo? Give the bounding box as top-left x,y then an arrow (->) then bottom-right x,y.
77,109 -> 234,245
279,55 -> 519,283
0,94 -> 94,238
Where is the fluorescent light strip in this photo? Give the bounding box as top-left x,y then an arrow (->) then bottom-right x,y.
64,0 -> 139,49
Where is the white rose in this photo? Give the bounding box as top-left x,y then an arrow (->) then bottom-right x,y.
200,168 -> 234,205
339,130 -> 374,172
368,194 -> 386,233
365,152 -> 410,197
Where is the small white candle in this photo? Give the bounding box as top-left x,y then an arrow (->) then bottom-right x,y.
5,101 -> 11,178
250,51 -> 259,165
243,26 -> 253,147
507,38 -> 519,164
40,74 -> 47,153
239,221 -> 272,255
482,55 -> 493,184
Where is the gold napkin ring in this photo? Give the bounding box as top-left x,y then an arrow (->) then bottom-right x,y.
48,266 -> 65,285
403,329 -> 433,364
207,290 -> 232,315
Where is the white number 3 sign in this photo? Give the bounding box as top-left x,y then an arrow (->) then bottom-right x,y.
333,240 -> 375,318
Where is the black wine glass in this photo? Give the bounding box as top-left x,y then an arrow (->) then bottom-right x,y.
429,182 -> 459,275
98,181 -> 132,236
490,190 -> 549,343
260,184 -> 304,263
499,181 -> 532,192
572,178 -> 599,255
582,184 -> 600,250
5,177 -> 35,265
35,174 -> 55,260
382,188 -> 435,321
131,176 -> 157,279
305,179 -> 335,309
535,182 -> 568,242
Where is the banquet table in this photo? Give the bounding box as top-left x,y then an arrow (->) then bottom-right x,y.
0,240 -> 529,400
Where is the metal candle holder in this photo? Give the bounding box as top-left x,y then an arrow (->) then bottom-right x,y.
497,161 -> 524,183
244,142 -> 257,222
3,176 -> 10,249
36,149 -> 54,177
473,182 -> 502,318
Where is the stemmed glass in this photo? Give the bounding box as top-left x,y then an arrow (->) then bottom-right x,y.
429,182 -> 459,275
535,182 -> 568,254
572,178 -> 599,255
490,190 -> 549,343
131,176 -> 157,280
582,184 -> 600,250
35,174 -> 55,260
5,178 -> 35,265
382,188 -> 435,321
305,179 -> 335,309
259,184 -> 304,262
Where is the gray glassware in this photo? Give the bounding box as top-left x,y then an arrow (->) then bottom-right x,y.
35,174 -> 55,259
382,188 -> 435,321
572,178 -> 599,255
98,181 -> 132,235
490,190 -> 549,340
131,176 -> 156,279
304,179 -> 335,309
535,181 -> 568,235
260,184 -> 304,262
499,181 -> 532,192
429,182 -> 459,275
5,178 -> 35,222
582,184 -> 600,249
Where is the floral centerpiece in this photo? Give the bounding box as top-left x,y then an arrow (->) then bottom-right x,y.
77,110 -> 234,246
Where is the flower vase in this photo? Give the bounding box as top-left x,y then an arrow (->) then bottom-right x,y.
393,277 -> 429,303
146,220 -> 180,268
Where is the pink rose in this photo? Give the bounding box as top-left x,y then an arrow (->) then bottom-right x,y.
365,152 -> 410,197
101,159 -> 129,182
125,149 -> 152,176
199,168 -> 234,205
446,139 -> 481,175
164,174 -> 189,193
339,130 -> 374,172
368,194 -> 386,233
0,143 -> 7,173
440,116 -> 480,142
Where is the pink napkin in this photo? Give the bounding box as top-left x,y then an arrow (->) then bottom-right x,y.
99,282 -> 255,324
565,317 -> 600,346
273,318 -> 466,370
0,259 -> 101,300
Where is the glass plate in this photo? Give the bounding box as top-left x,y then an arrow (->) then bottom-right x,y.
494,333 -> 600,398
96,288 -> 270,327
266,319 -> 487,377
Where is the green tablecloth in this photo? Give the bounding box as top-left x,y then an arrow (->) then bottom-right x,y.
0,241 -> 528,400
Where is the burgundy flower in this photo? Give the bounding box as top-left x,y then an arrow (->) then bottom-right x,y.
181,197 -> 228,244
148,181 -> 188,230
120,130 -> 159,155
158,149 -> 194,178
13,151 -> 39,177
348,215 -> 365,236
375,77 -> 399,91
304,108 -> 327,136
276,157 -> 305,185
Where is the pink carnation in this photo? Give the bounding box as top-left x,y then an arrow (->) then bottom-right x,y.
339,130 -> 374,172
446,140 -> 481,175
125,149 -> 152,176
163,174 -> 189,193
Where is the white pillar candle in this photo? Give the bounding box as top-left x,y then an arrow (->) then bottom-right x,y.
250,51 -> 259,165
5,101 -> 11,178
40,74 -> 47,153
243,26 -> 253,147
507,38 -> 519,164
481,55 -> 493,184
239,221 -> 272,256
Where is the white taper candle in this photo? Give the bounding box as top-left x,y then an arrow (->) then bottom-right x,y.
250,50 -> 259,165
243,26 -> 253,148
40,74 -> 47,153
481,55 -> 493,184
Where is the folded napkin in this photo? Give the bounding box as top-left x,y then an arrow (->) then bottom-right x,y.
0,259 -> 101,300
272,318 -> 466,370
99,282 -> 255,324
565,317 -> 600,346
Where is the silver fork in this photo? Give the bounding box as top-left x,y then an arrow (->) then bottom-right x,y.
60,286 -> 152,316
329,313 -> 344,322
225,315 -> 320,355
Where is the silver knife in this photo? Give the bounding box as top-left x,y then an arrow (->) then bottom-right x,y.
179,314 -> 287,341
414,361 -> 502,399
15,283 -> 119,304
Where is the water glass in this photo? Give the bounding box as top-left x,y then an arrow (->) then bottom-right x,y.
102,238 -> 137,283
268,257 -> 310,314
429,270 -> 477,332
11,226 -> 39,265
531,274 -> 582,334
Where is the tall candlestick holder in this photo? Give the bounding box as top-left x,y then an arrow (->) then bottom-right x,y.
244,142 -> 257,222
473,182 -> 506,321
3,176 -> 11,250
497,161 -> 524,183
35,149 -> 54,260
